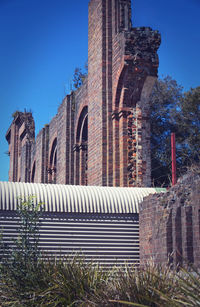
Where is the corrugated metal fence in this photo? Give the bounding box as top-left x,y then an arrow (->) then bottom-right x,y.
0,182 -> 164,266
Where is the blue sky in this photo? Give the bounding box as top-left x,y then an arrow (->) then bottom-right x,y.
0,0 -> 199,181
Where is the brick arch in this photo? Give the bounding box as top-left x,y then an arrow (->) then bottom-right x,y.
112,62 -> 153,187
74,106 -> 88,186
113,64 -> 128,110
76,106 -> 88,143
139,75 -> 157,107
48,137 -> 57,184
114,61 -> 151,111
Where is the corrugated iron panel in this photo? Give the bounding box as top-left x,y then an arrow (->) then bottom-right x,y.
0,211 -> 139,266
0,182 -> 160,214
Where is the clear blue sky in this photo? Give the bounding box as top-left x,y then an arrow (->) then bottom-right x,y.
0,0 -> 199,181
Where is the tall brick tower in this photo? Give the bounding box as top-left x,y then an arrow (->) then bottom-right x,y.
88,0 -> 161,187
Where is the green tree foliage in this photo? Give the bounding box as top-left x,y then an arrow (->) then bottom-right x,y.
150,76 -> 200,187
72,62 -> 88,90
175,86 -> 200,166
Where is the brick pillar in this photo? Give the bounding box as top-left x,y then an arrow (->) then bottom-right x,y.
41,126 -> 49,183
112,112 -> 120,186
166,209 -> 173,264
88,0 -> 128,186
181,206 -> 194,264
74,144 -> 80,185
127,108 -> 143,187
139,194 -> 155,264
193,206 -> 200,267
10,124 -> 19,182
24,142 -> 31,182
65,98 -> 71,184
135,107 -> 143,186
56,98 -> 69,185
185,206 -> 194,264
173,207 -> 183,267
88,0 -> 106,186
106,0 -> 113,186
69,95 -> 75,185
79,143 -> 87,186
118,110 -> 128,186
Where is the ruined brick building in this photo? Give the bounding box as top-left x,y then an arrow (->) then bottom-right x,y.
6,0 -> 161,187
4,1 -> 200,269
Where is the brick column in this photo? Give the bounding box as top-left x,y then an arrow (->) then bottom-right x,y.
69,95 -> 75,185
73,144 -> 80,185
88,0 -> 105,186
79,143 -> 88,186
173,206 -> 183,267
193,206 -> 200,267
185,206 -> 194,264
118,110 -> 128,187
127,108 -> 143,187
112,112 -> 120,186
106,0 -> 113,186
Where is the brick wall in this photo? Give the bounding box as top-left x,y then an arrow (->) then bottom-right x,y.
139,171 -> 200,267
32,94 -> 76,185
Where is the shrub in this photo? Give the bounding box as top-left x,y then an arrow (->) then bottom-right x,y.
0,196 -> 44,305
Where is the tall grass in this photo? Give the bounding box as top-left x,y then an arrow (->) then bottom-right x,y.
32,256 -> 111,306
108,263 -> 179,307
1,256 -> 200,306
109,264 -> 200,307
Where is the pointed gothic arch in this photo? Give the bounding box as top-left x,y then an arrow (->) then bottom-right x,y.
31,161 -> 36,183
74,106 -> 88,185
48,138 -> 57,184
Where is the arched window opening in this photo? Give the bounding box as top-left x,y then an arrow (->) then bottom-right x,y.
76,106 -> 88,143
31,161 -> 36,183
48,138 -> 57,184
74,107 -> 88,185
82,116 -> 88,142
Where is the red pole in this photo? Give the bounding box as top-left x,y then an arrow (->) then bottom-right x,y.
171,132 -> 177,185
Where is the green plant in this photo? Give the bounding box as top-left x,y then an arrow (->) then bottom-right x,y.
108,263 -> 179,307
154,266 -> 200,307
0,196 -> 44,305
12,110 -> 20,118
31,256 -> 111,306
109,265 -> 200,307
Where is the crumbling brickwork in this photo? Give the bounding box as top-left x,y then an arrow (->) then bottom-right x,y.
6,0 -> 161,187
139,171 -> 200,267
6,111 -> 35,183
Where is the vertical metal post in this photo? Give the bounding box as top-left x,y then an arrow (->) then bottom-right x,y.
171,132 -> 177,185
